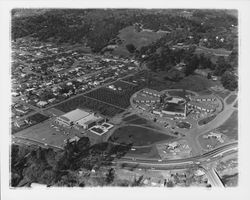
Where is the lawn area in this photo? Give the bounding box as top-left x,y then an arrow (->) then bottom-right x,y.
13,120 -> 74,148
123,71 -> 217,93
123,114 -> 140,122
117,26 -> 166,49
198,115 -> 216,126
123,114 -> 162,130
226,94 -> 237,104
126,145 -> 161,159
109,125 -> 175,146
168,90 -> 195,98
172,75 -> 217,92
216,110 -> 238,140
213,90 -> 231,99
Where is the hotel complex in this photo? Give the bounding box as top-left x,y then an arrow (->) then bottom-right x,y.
132,88 -> 219,118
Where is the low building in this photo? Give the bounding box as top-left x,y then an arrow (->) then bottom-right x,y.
75,113 -> 104,130
191,95 -> 216,102
142,88 -> 162,97
134,95 -> 160,104
37,101 -> 48,107
187,101 -> 216,113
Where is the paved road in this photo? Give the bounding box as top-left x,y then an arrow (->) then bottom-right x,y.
205,168 -> 224,187
185,92 -> 238,156
115,141 -> 237,165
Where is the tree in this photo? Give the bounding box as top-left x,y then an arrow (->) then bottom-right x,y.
126,43 -> 136,53
214,56 -> 232,76
132,175 -> 144,186
76,137 -> 90,152
105,168 -> 115,184
221,71 -> 238,91
207,72 -> 212,79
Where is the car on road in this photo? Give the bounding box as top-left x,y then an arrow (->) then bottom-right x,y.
158,159 -> 162,162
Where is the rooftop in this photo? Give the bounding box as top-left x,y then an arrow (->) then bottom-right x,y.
61,108 -> 91,122
76,113 -> 103,126
163,103 -> 186,113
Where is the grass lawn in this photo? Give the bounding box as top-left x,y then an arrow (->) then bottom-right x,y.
172,75 -> 217,92
216,110 -> 238,140
13,120 -> 73,147
213,90 -> 231,99
198,115 -> 216,126
126,145 -> 161,159
123,114 -> 140,122
123,115 -> 161,130
226,94 -> 237,104
118,26 -> 165,49
109,125 -> 175,146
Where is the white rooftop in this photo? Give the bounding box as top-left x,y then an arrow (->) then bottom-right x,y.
76,113 -> 102,126
62,108 -> 90,122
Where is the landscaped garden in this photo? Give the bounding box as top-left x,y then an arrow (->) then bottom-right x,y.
176,121 -> 191,129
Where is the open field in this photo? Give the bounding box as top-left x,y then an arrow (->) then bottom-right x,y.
113,25 -> 166,56
125,145 -> 161,159
226,94 -> 237,104
84,81 -> 142,109
171,75 -> 217,92
212,90 -> 230,99
123,71 -> 217,92
123,114 -> 162,130
55,95 -> 124,117
109,125 -> 175,146
216,110 -> 238,140
13,120 -> 78,148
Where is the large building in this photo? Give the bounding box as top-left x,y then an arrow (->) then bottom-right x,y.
75,113 -> 105,130
56,108 -> 91,126
162,103 -> 187,117
56,108 -> 105,129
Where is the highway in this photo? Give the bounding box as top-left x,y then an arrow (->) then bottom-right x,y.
115,141 -> 237,167
205,168 -> 224,187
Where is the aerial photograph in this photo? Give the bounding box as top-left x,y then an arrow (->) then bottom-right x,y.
10,9 -> 238,188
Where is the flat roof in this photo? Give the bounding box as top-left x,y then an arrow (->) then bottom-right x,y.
76,113 -> 102,126
163,103 -> 185,113
61,108 -> 91,122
